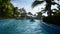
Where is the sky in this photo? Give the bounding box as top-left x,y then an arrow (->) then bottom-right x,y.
11,0 -> 46,14
11,0 -> 59,16
11,0 -> 36,14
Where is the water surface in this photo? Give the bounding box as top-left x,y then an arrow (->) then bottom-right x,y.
0,19 -> 60,34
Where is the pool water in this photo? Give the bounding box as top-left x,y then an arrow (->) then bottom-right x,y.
0,19 -> 60,34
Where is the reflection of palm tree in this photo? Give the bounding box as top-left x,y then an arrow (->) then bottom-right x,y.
32,0 -> 60,16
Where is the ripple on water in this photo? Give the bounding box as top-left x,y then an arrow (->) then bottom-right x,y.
0,19 -> 49,34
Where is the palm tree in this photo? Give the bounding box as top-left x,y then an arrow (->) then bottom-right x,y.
32,0 -> 60,16
57,0 -> 60,10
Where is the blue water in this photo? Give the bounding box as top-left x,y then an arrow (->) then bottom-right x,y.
0,19 -> 60,34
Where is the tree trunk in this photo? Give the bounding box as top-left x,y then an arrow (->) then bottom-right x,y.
46,1 -> 52,16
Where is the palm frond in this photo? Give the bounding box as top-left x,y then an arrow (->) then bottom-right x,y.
52,2 -> 60,6
32,0 -> 44,8
51,2 -> 58,5
52,2 -> 60,10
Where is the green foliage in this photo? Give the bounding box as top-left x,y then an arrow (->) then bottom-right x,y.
43,10 -> 60,26
32,0 -> 44,8
32,0 -> 60,16
28,12 -> 32,15
55,10 -> 60,16
13,7 -> 20,17
0,0 -> 14,18
37,12 -> 42,19
43,16 -> 60,26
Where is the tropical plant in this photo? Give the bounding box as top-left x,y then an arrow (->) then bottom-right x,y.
28,12 -> 33,15
0,0 -> 14,18
13,7 -> 20,17
32,0 -> 60,16
37,12 -> 42,19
